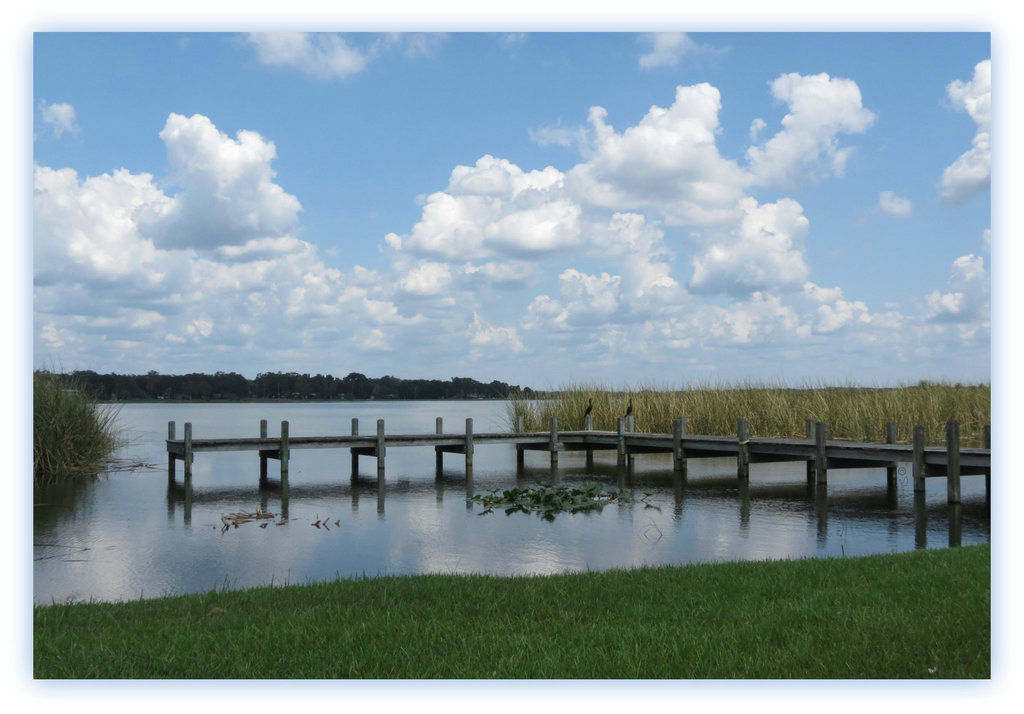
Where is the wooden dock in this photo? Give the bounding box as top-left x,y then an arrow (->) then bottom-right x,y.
166,416 -> 990,504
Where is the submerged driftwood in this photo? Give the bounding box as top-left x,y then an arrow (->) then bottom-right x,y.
220,508 -> 277,531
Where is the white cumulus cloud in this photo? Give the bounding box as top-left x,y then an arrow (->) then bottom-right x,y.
638,33 -> 699,69
689,197 -> 810,297
246,32 -> 371,78
142,113 -> 302,250
878,191 -> 913,217
940,60 -> 991,205
565,84 -> 749,228
746,72 -> 876,189
38,101 -> 79,138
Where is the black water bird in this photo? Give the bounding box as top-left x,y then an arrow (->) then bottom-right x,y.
624,398 -> 633,419
584,398 -> 593,417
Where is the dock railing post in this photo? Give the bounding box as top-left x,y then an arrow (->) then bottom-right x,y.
984,424 -> 991,502
167,421 -> 176,484
912,425 -> 926,492
435,417 -> 444,473
946,420 -> 961,504
585,414 -> 593,431
617,418 -> 626,467
885,421 -> 898,487
814,421 -> 827,484
515,416 -> 525,470
259,419 -> 268,485
376,419 -> 386,480
280,421 -> 289,481
737,418 -> 750,479
351,418 -> 359,477
672,417 -> 687,475
183,422 -> 193,481
465,418 -> 474,471
805,419 -> 815,483
549,417 -> 559,468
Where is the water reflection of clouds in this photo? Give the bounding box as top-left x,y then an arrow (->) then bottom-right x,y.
34,402 -> 990,604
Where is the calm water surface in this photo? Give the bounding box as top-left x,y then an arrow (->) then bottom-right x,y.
33,401 -> 990,604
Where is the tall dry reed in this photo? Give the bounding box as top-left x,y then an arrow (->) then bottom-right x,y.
507,381 -> 990,447
33,371 -> 122,487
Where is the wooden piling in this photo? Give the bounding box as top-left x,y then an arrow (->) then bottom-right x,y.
946,420 -> 961,504
885,421 -> 898,487
804,419 -> 815,483
737,418 -> 750,479
167,421 -> 176,484
465,418 -> 474,470
912,425 -> 926,492
549,417 -> 559,468
672,417 -> 687,474
435,417 -> 444,472
814,421 -> 827,484
515,416 -> 525,469
280,420 -> 289,480
584,413 -> 595,469
617,418 -> 626,467
259,419 -> 268,485
376,419 -> 386,479
183,422 -> 193,481
351,418 -> 359,477
984,424 -> 991,502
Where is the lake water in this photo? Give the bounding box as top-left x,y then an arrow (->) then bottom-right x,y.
33,401 -> 990,605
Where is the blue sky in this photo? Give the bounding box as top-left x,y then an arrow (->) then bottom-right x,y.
30,29 -> 992,388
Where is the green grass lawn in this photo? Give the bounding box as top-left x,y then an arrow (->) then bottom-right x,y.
34,544 -> 989,679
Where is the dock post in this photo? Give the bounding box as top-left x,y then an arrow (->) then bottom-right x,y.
984,424 -> 991,503
280,421 -> 289,480
259,419 -> 268,485
737,418 -> 750,479
515,416 -> 526,470
167,421 -> 176,484
435,417 -> 444,473
183,422 -> 193,481
617,418 -> 626,467
946,420 -> 961,504
885,421 -> 898,488
672,417 -> 687,475
376,419 -> 386,480
805,419 -> 815,483
912,425 -> 926,492
549,417 -> 559,468
351,418 -> 359,477
814,421 -> 827,484
584,413 -> 595,469
465,418 -> 474,471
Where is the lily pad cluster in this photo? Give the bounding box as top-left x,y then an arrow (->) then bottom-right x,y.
470,481 -> 632,519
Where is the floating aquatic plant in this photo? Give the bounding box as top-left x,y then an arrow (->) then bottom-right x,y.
470,481 -> 631,519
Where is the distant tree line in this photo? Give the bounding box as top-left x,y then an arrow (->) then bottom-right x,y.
39,370 -> 533,402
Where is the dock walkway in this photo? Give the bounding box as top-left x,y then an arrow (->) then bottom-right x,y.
166,416 -> 990,504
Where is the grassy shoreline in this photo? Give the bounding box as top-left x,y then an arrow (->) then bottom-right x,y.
509,381 -> 990,447
34,544 -> 989,679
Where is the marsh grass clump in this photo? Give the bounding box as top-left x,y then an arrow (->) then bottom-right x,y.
508,380 -> 990,447
33,370 -> 122,487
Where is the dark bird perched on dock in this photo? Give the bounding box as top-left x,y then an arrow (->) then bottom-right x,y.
624,398 -> 633,418
584,398 -> 593,417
